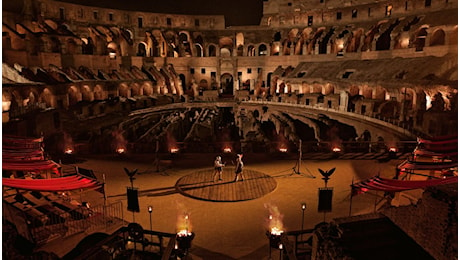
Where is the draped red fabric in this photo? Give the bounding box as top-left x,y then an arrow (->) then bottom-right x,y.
351,176 -> 458,194
413,149 -> 458,159
2,175 -> 103,192
397,160 -> 457,170
2,160 -> 60,171
2,150 -> 45,160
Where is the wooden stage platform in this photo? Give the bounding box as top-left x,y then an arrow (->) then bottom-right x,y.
175,168 -> 277,202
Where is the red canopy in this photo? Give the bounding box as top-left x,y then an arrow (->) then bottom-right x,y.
352,176 -> 457,194
2,175 -> 103,192
2,160 -> 60,171
413,149 -> 457,159
397,160 -> 457,171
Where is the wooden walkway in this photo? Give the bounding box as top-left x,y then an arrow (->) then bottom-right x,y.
175,168 -> 277,202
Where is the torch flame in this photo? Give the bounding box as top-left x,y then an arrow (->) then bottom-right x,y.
170,147 -> 179,153
116,148 -> 125,154
279,148 -> 288,153
389,147 -> 397,152
64,148 -> 73,154
332,147 -> 341,152
270,226 -> 284,236
223,147 -> 232,153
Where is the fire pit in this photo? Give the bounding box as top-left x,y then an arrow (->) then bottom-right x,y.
176,230 -> 195,250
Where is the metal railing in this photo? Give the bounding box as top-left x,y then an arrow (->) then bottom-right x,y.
29,201 -> 124,245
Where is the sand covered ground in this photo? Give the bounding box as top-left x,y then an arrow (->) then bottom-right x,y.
46,152 -> 409,259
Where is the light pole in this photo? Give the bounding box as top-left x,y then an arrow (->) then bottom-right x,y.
300,202 -> 306,241
148,206 -> 153,242
278,243 -> 283,260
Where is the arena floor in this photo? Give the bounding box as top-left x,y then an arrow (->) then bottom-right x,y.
40,152 -> 411,259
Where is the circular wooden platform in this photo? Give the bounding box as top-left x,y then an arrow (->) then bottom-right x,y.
175,168 -> 277,202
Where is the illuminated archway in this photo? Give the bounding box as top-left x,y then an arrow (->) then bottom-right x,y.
68,86 -> 80,106
39,88 -> 54,107
220,73 -> 234,95
94,85 -> 104,100
81,85 -> 93,101
430,29 -> 445,46
118,83 -> 129,98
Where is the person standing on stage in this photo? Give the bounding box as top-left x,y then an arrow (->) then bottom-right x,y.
233,154 -> 245,182
213,156 -> 225,181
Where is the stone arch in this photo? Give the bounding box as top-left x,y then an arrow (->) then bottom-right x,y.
107,41 -> 118,56
138,41 -> 147,56
220,48 -> 231,57
220,73 -> 234,95
94,85 -> 104,100
323,84 -> 335,95
118,83 -> 129,98
179,74 -> 187,93
247,45 -> 255,56
401,87 -> 416,109
237,44 -> 244,56
362,85 -> 373,99
311,83 -> 322,94
24,89 -> 39,106
377,100 -> 400,119
374,86 -> 388,100
301,82 -> 310,94
195,43 -> 204,57
271,42 -> 281,56
208,44 -> 217,57
199,79 -> 209,90
429,29 -> 445,46
258,44 -> 268,56
393,31 -> 411,49
235,32 -> 244,47
346,28 -> 364,53
412,26 -> 428,51
348,85 -> 360,96
142,82 -> 153,96
81,85 -> 93,101
39,88 -> 54,107
131,83 -> 142,96
68,86 -> 80,106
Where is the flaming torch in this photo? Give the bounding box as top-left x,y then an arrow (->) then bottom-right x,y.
64,148 -> 73,154
265,204 -> 285,254
116,147 -> 125,154
279,147 -> 288,153
170,147 -> 180,154
388,146 -> 398,159
223,147 -> 232,153
175,213 -> 195,258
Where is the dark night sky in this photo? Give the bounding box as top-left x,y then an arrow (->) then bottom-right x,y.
59,0 -> 264,26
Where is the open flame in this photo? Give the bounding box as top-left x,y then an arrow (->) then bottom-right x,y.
64,148 -> 73,154
265,204 -> 284,236
279,148 -> 288,153
116,148 -> 125,154
223,147 -> 232,153
170,147 -> 179,153
332,146 -> 341,152
177,213 -> 192,235
389,147 -> 398,152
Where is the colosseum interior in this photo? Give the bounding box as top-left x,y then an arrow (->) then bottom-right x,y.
2,0 -> 457,259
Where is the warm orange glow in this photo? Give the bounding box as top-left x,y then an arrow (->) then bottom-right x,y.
116,148 -> 125,154
64,148 -> 73,154
279,148 -> 288,153
389,147 -> 397,152
332,147 -> 341,152
177,229 -> 193,237
223,147 -> 232,153
170,147 -> 179,153
270,226 -> 284,236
